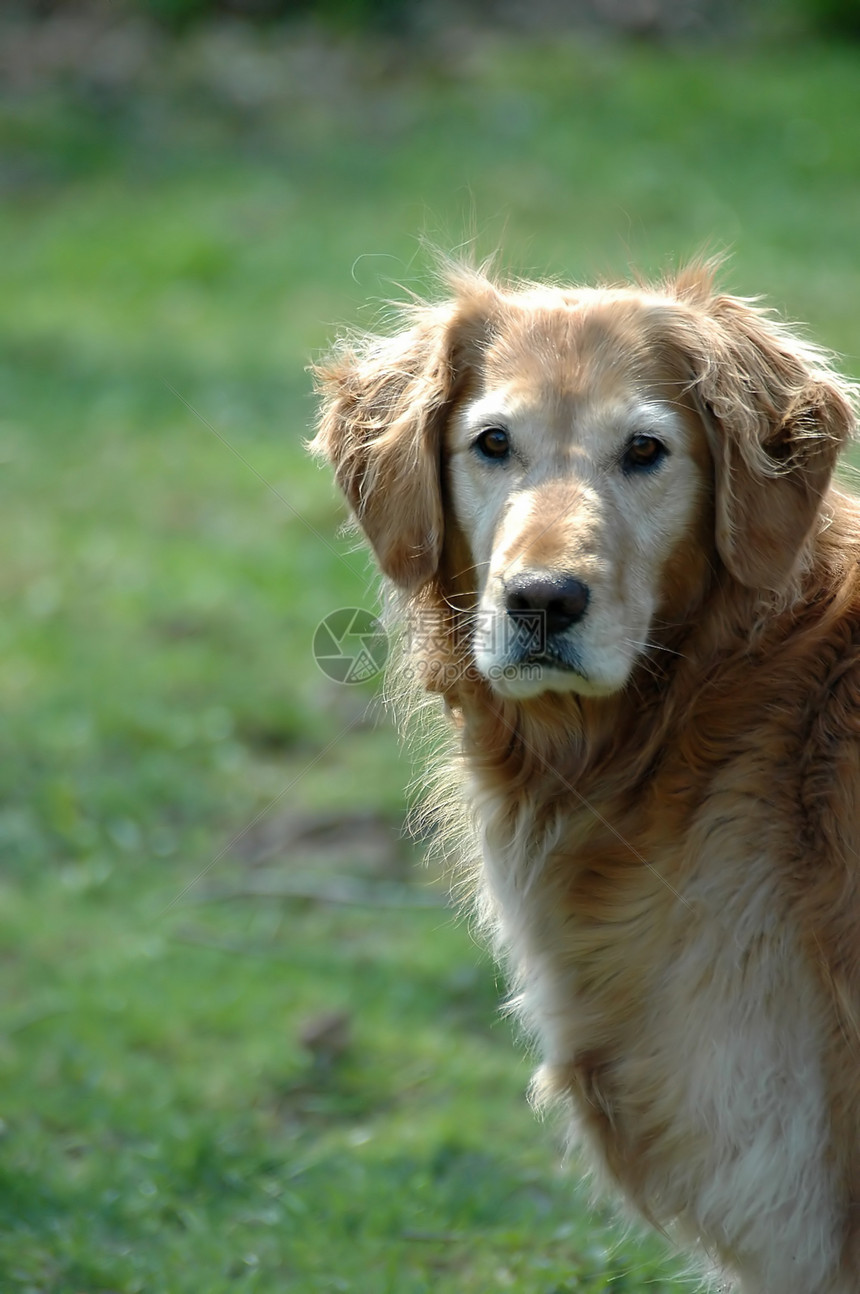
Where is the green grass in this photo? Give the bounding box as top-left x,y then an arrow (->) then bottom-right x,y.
2,22 -> 860,1292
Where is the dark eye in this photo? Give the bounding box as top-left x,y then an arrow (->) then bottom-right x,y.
621,434 -> 667,473
473,427 -> 512,461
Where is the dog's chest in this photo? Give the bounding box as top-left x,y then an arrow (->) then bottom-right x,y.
474,783 -> 670,1058
472,774 -> 836,1275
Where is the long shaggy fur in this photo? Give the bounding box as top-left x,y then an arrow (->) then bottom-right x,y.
311,260 -> 860,1292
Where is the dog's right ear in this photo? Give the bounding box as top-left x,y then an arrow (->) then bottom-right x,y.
310,288 -> 494,591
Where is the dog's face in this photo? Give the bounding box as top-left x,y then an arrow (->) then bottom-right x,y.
313,266 -> 854,703
445,302 -> 711,698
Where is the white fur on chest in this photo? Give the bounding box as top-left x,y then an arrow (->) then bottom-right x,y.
474,783 -> 843,1293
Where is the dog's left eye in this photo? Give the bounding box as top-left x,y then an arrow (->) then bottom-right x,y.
621,434 -> 667,473
474,427 -> 512,461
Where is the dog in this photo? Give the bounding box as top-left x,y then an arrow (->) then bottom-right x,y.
311,260 -> 860,1292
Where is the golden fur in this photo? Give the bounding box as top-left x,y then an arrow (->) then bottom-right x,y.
311,261 -> 860,1292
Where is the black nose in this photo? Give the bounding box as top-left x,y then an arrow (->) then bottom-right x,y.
504,572 -> 590,637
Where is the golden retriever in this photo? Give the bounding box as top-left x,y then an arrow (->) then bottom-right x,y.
311,260 -> 860,1292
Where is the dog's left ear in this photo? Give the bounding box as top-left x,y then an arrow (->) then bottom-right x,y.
679,291 -> 856,592
311,291 -> 492,591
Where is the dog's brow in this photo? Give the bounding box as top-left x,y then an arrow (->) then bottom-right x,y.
592,398 -> 681,436
460,396 -> 516,431
627,400 -> 683,432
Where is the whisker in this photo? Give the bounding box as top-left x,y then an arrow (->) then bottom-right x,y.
626,638 -> 689,660
445,557 -> 491,584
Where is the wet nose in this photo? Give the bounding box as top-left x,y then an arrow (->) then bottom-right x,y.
504,572 -> 590,637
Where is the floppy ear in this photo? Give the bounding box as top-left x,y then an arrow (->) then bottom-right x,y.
684,292 -> 856,592
310,297 -> 488,591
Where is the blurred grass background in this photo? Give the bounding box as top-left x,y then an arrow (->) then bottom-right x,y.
2,1 -> 860,1290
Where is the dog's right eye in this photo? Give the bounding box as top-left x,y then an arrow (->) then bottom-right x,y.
621,433 -> 667,474
473,428 -> 512,461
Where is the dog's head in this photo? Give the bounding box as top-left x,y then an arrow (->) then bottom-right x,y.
312,264 -> 855,701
